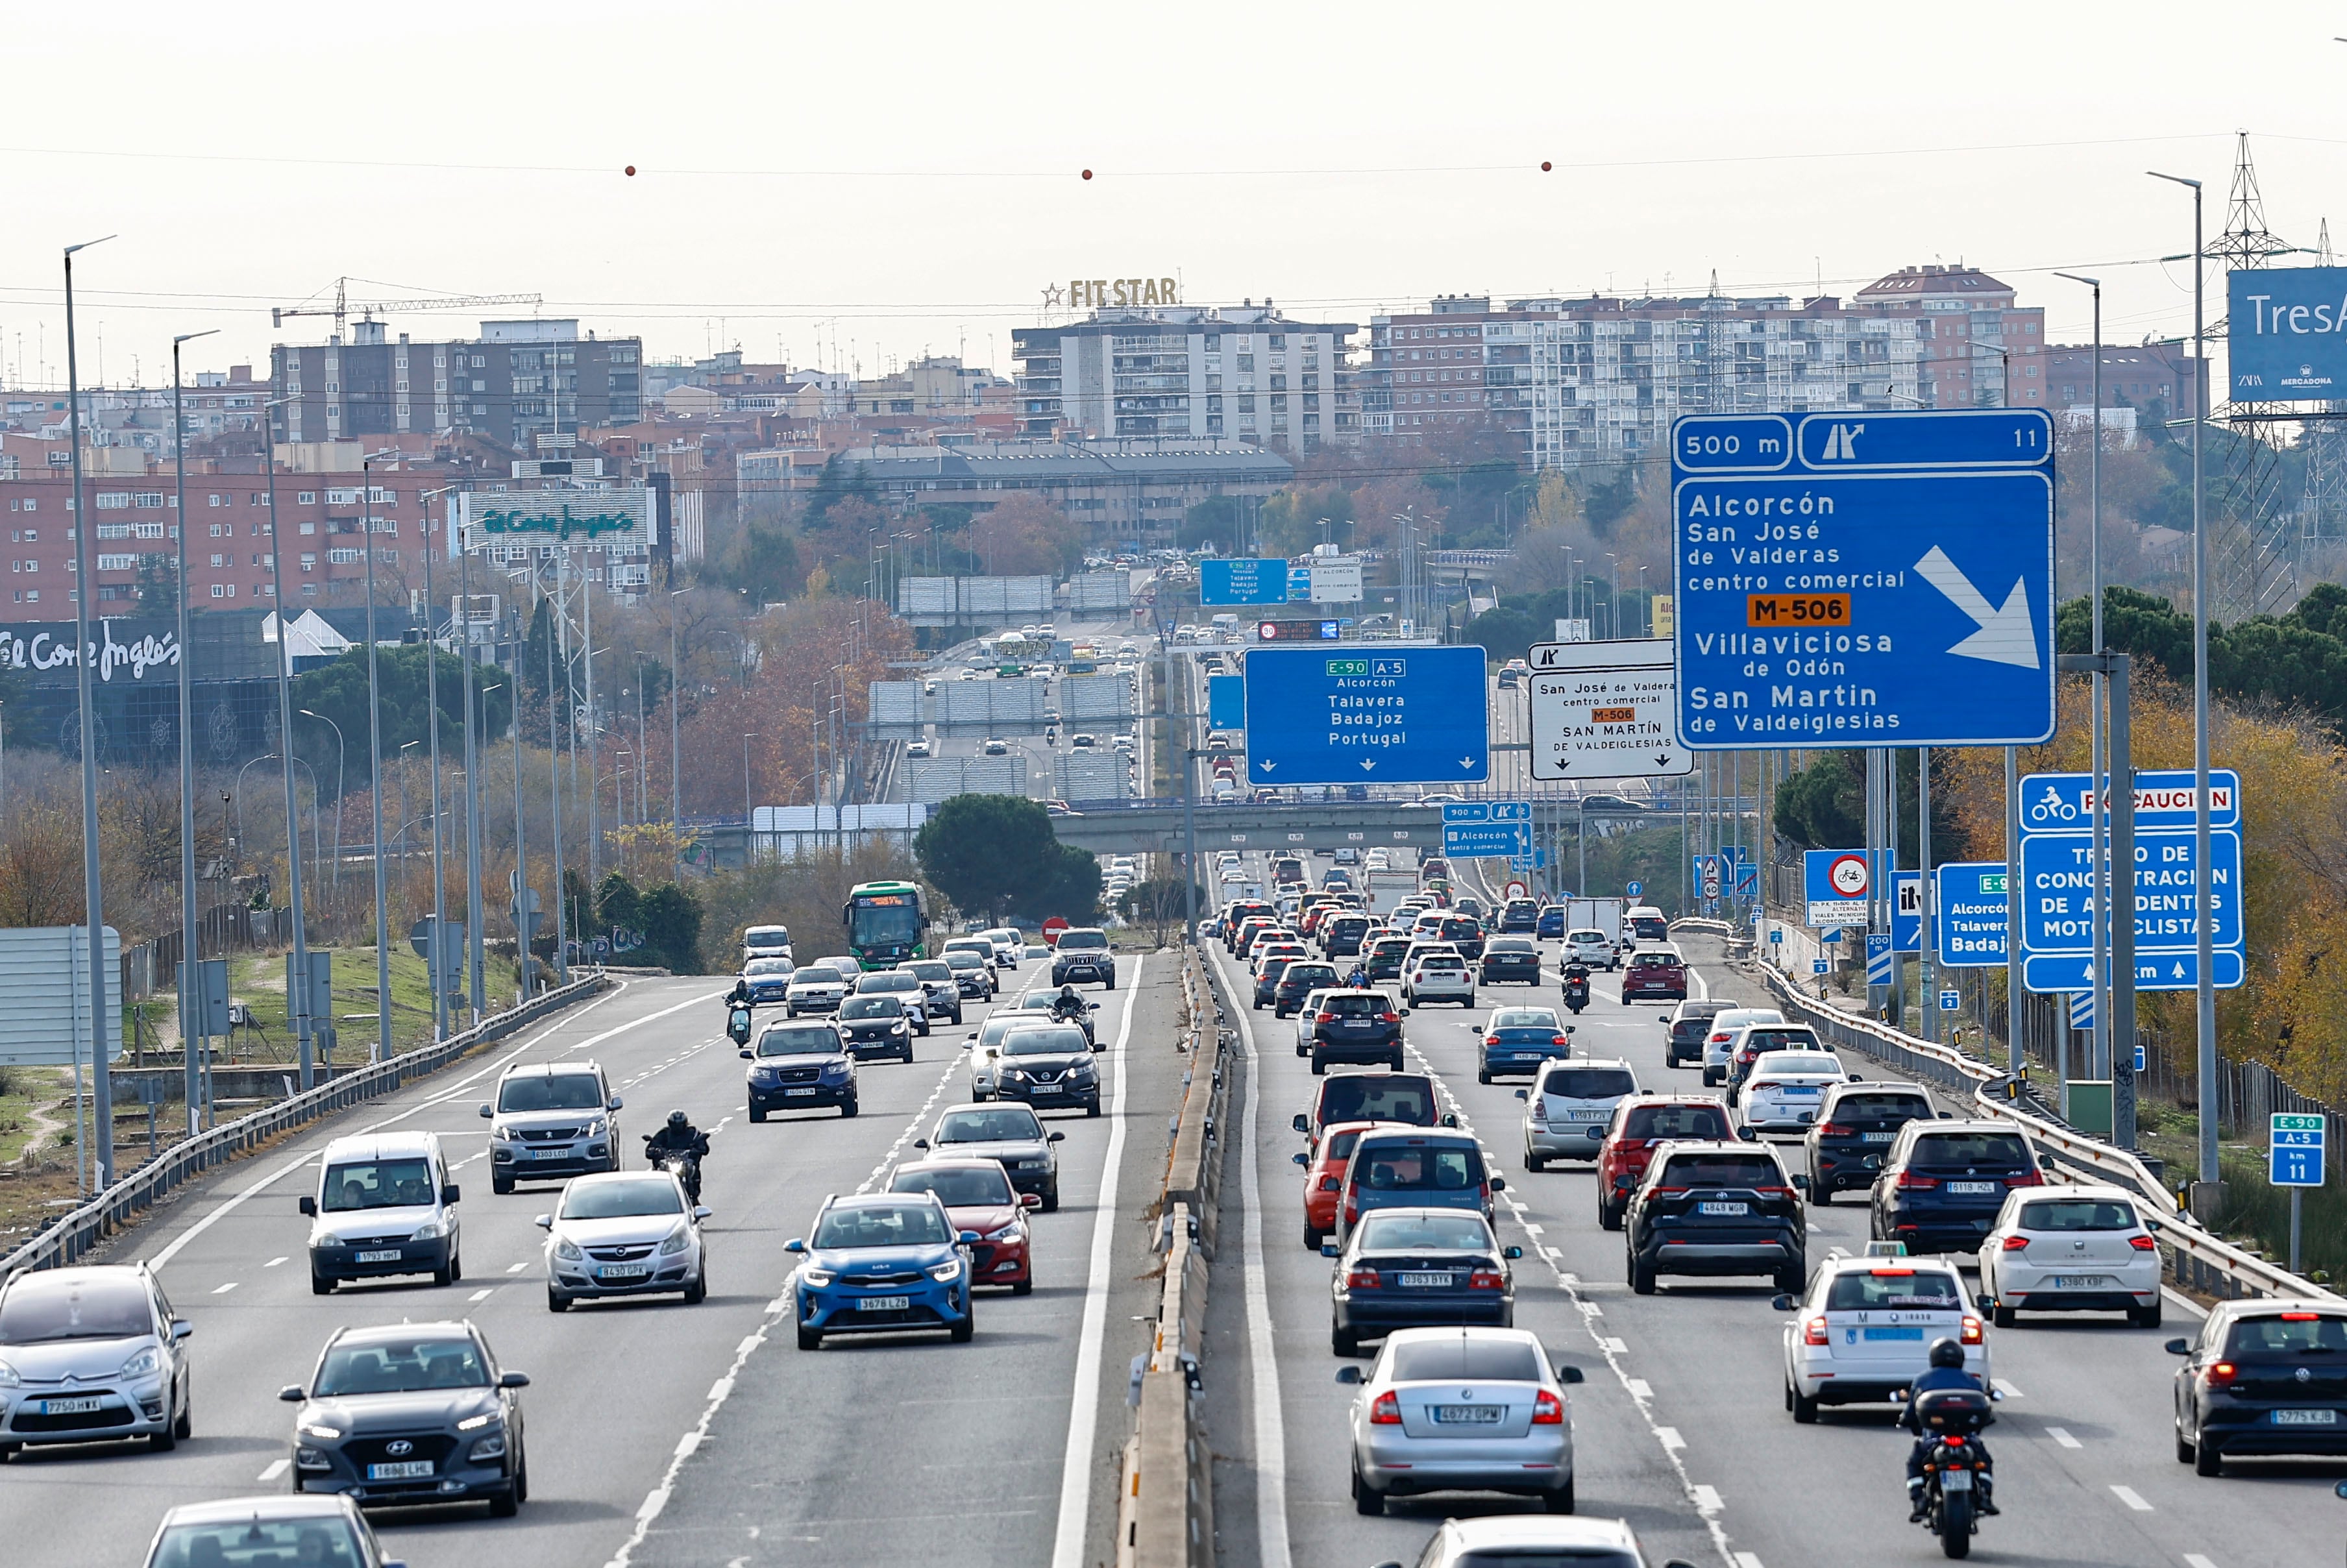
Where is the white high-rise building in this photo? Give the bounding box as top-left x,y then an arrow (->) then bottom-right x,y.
1013,305 -> 1358,450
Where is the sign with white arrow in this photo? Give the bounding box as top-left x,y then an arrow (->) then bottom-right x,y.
1527,638 -> 1693,779
1669,408 -> 2054,748
1240,645 -> 1489,787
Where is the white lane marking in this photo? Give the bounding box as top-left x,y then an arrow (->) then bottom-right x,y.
2184,1555 -> 2218,1568
1601,1337 -> 1627,1354
468,1288 -> 493,1303
1050,958 -> 1145,1568
264,1256 -> 287,1268
1732,1554 -> 1765,1568
1224,959 -> 1294,1568
1992,1377 -> 2024,1399
2111,1484 -> 2153,1512
258,1458 -> 290,1482
144,977 -> 649,1272
1655,1425 -> 1685,1450
2046,1425 -> 2082,1449
211,1282 -> 238,1295
1626,1378 -> 1653,1399
1690,1482 -> 1721,1511
506,1262 -> 528,1274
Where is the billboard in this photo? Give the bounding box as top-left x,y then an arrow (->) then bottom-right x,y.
2228,265 -> 2347,402
0,927 -> 122,1066
867,681 -> 921,726
458,489 -> 653,550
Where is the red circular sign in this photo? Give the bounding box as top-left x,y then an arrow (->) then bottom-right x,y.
1828,853 -> 1871,898
1042,916 -> 1070,945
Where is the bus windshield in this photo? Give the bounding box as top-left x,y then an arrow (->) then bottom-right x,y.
846,884 -> 924,959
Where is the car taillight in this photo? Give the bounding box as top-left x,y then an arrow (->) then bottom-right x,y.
1532,1389 -> 1565,1425
1756,1186 -> 1796,1200
1648,1186 -> 1688,1197
1468,1269 -> 1506,1290
1484,1036 -> 1501,1047
1530,1101 -> 1548,1124
2001,1236 -> 2031,1251
2206,1361 -> 2237,1388
2283,1312 -> 2324,1322
1318,1012 -> 1338,1023
1345,1194 -> 1358,1221
2005,1170 -> 2044,1187
1960,1316 -> 1984,1345
1896,1171 -> 1941,1190
1347,1267 -> 1381,1290
1818,1122 -> 1854,1138
1380,1012 -> 1400,1023
1370,1391 -> 1402,1424
2128,1234 -> 2158,1251
1551,1035 -> 1569,1047
1803,1316 -> 1830,1345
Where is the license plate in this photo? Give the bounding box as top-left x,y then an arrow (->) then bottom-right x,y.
529,1147 -> 568,1160
1563,1108 -> 1607,1121
784,1088 -> 819,1097
1945,1181 -> 1998,1195
859,1295 -> 911,1312
1863,1326 -> 1925,1341
1698,1201 -> 1750,1216
354,1249 -> 403,1263
1783,1086 -> 1821,1097
1939,1467 -> 1973,1492
597,1263 -> 653,1280
1432,1404 -> 1503,1424
2272,1408 -> 2340,1426
1396,1272 -> 1454,1288
367,1460 -> 436,1480
39,1396 -> 103,1415
1862,1131 -> 1895,1144
2050,1275 -> 2111,1289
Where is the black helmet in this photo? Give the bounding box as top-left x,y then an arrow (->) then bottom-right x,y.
1060,984 -> 1077,999
1927,1336 -> 1965,1370
667,1110 -> 689,1130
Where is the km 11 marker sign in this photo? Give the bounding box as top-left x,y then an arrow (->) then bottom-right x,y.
1241,645 -> 1490,787
1671,408 -> 2055,749
1527,639 -> 1693,781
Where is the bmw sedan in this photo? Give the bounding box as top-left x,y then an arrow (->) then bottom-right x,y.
0,1264 -> 193,1458
280,1321 -> 529,1515
539,1171 -> 711,1310
1336,1326 -> 1582,1515
788,1192 -> 977,1349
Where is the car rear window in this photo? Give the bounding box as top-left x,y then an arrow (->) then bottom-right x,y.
1456,1552 -> 1640,1568
1389,1337 -> 1543,1384
1744,1029 -> 1819,1051
1543,1067 -> 1637,1099
1834,1092 -> 1931,1121
1418,954 -> 1464,970
1057,929 -> 1107,949
1323,994 -> 1386,1017
1353,1142 -> 1484,1192
1486,938 -> 1536,955
1825,1269 -> 1965,1311
1284,964 -> 1338,986
1440,918 -> 1479,938
1325,1128 -> 1370,1160
1658,1153 -> 1783,1187
1756,1055 -> 1842,1078
1317,1075 -> 1436,1127
1357,1212 -> 1493,1252
2017,1199 -> 2141,1232
1491,1009 -> 1559,1029
1622,1103 -> 1732,1140
2225,1314 -> 2347,1358
1630,953 -> 1680,970
1910,1133 -> 2034,1170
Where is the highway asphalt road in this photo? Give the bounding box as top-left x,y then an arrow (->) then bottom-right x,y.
2,951 -> 1187,1568
1198,911 -> 2342,1568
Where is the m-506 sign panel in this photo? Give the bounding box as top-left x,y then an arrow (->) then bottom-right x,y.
1526,639 -> 1691,779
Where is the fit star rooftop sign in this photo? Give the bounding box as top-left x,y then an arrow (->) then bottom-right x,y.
1047,277 -> 1181,310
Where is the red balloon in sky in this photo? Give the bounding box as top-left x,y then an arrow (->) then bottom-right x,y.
1081,168 -> 1093,180
624,165 -> 637,177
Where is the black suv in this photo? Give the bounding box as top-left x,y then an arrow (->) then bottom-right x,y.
1050,929 -> 1117,989
1477,936 -> 1542,986
2170,1301 -> 2347,1475
1804,1082 -> 1938,1204
1625,1141 -> 1806,1295
1435,913 -> 1486,961
1662,1000 -> 1727,1068
1303,989 -> 1404,1074
1870,1121 -> 2041,1253
1273,961 -> 1342,1018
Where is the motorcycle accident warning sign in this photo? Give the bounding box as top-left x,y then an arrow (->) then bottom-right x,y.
1527,638 -> 1694,780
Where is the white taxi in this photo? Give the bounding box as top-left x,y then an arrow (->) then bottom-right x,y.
1777,1255 -> 1987,1422
1739,1051 -> 1854,1134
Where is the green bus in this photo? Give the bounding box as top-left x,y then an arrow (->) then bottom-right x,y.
844,881 -> 928,968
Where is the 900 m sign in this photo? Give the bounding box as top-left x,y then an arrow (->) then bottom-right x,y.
1747,593 -> 1850,627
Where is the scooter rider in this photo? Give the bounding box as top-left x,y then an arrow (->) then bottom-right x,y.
1903,1337 -> 1997,1520
724,975 -> 754,1008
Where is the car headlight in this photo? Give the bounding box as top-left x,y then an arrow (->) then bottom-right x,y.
491,1124 -> 513,1142
118,1346 -> 162,1380
300,1422 -> 343,1441
983,1221 -> 1025,1243
800,1268 -> 834,1288
555,1237 -> 583,1261
456,1412 -> 498,1432
1003,1068 -> 1028,1081
927,1258 -> 964,1283
657,1224 -> 693,1256
0,1360 -> 18,1389
1070,1064 -> 1098,1081
752,1067 -> 780,1084
820,1062 -> 850,1080
468,1432 -> 509,1461
313,1233 -> 343,1248
412,1218 -> 447,1241
584,1116 -> 609,1137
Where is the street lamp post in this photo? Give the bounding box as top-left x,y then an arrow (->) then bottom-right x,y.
2054,269 -> 2109,1092
360,448 -> 397,1062
171,326 -> 217,1133
259,391 -> 315,1092
545,588 -> 571,986
63,233 -> 117,1188
667,587 -> 687,841
2149,169 -> 2218,1208
742,733 -> 759,864
299,709 -> 345,905
420,480 -> 447,1042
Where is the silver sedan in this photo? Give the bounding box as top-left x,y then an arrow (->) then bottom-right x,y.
1335,1325 -> 1583,1515
539,1171 -> 709,1310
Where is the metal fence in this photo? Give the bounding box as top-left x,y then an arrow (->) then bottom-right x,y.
1,972 -> 609,1282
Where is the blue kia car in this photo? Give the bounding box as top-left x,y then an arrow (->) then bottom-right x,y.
787,1192 -> 977,1349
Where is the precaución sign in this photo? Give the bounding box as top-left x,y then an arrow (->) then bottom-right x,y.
1527,639 -> 1693,780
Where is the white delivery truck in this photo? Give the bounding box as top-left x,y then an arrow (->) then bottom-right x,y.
1364,868 -> 1420,917
1564,897 -> 1624,949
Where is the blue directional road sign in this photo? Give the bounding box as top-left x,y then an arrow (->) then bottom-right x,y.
1866,932 -> 1893,985
1199,558 -> 1291,606
1939,989 -> 1962,1012
1625,880 -> 1643,898
1242,646 -> 1489,787
1934,861 -> 2009,969
1812,959 -> 1830,975
1442,801 -> 1530,824
1443,803 -> 1531,859
2019,767 -> 2240,835
1208,674 -> 1245,731
1671,408 -> 2055,749
2271,1113 -> 2326,1188
1892,871 -> 1923,954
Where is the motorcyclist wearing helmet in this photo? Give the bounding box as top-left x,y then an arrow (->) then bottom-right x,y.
646,1109 -> 711,1163
724,975 -> 754,1007
1049,983 -> 1088,1023
1902,1336 -> 1996,1519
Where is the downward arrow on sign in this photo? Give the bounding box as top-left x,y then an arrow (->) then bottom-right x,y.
1914,546 -> 2039,670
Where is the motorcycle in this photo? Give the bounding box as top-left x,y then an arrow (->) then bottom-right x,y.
644,1133 -> 706,1203
1911,1386 -> 1996,1559
726,1004 -> 754,1047
1562,966 -> 1590,1016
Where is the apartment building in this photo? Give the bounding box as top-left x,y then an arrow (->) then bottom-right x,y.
828,438 -> 1292,539
1013,305 -> 1358,450
1850,265 -> 2045,408
272,318 -> 644,454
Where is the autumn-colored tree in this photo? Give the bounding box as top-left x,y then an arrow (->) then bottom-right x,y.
966,493 -> 1081,576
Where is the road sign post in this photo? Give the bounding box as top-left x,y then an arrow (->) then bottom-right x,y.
1671,409 -> 2056,750
1527,639 -> 1692,780
2272,1111 -> 2326,1273
1804,848 -> 1871,927
1200,559 -> 1291,606
1241,646 -> 1489,787
1933,862 -> 2010,968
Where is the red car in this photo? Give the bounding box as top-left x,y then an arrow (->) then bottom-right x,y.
884,1157 -> 1038,1294
1594,1097 -> 1738,1231
1295,1119 -> 1386,1250
1620,946 -> 1688,1003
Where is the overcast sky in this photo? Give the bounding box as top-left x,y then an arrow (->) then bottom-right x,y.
3,1 -> 2343,390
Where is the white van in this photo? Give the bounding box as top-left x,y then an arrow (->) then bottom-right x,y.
302,1131 -> 461,1292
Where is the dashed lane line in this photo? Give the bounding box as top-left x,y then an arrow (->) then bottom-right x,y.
258,1458 -> 289,1482
2111,1484 -> 2153,1512
2046,1425 -> 2082,1449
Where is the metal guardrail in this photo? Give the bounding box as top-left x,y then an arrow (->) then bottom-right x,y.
2,972 -> 611,1282
1730,954 -> 2339,1306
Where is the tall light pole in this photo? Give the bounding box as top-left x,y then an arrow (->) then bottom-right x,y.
170,327 -> 217,1133
2055,269 -> 2107,1088
459,510 -> 488,1020
258,391 -> 315,1092
359,448 -> 397,1062
420,474 -> 447,1042
300,708 -> 345,904
63,234 -> 117,1186
2150,168 -> 2217,1205
545,587 -> 571,986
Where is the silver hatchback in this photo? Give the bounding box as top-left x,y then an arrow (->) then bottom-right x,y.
0,1264 -> 193,1457
1336,1325 -> 1582,1515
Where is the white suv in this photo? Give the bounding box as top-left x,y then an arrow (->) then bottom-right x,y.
1402,951 -> 1475,1009
1564,929 -> 1617,970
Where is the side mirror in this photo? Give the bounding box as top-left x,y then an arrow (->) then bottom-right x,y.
1442,1113 -> 1460,1129
2334,1480 -> 2347,1501
694,1207 -> 713,1222
1292,1113 -> 1310,1134
299,1195 -> 317,1217
171,1319 -> 194,1341
785,1238 -> 807,1255
957,1231 -> 982,1246
1503,1245 -> 1523,1260
1334,1365 -> 1363,1384
1849,1072 -> 1863,1082
1488,1176 -> 1506,1192
278,1385 -> 306,1403
1514,1089 -> 1529,1101
1791,1173 -> 1810,1190
913,1138 -> 930,1151
477,1103 -> 493,1119
2145,1218 -> 2163,1233
1021,1193 -> 1042,1209
1939,1110 -> 1954,1119
1557,1366 -> 1586,1384
1292,1153 -> 1309,1167
534,1214 -> 552,1230
1048,1132 -> 1066,1144
609,1096 -> 624,1111
441,1184 -> 461,1206
740,1049 -> 754,1060
498,1371 -> 531,1388
2164,1337 -> 2192,1356
1321,1242 -> 1339,1258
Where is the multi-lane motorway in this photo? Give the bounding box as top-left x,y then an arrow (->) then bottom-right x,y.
3,959 -> 1187,1568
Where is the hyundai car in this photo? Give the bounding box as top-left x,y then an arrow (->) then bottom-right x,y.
743,1018 -> 859,1120
280,1320 -> 528,1514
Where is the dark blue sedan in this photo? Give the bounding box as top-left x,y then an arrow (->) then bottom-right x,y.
1324,1207 -> 1519,1357
788,1192 -> 977,1349
739,957 -> 797,1003
1535,905 -> 1568,939
1479,1007 -> 1575,1083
